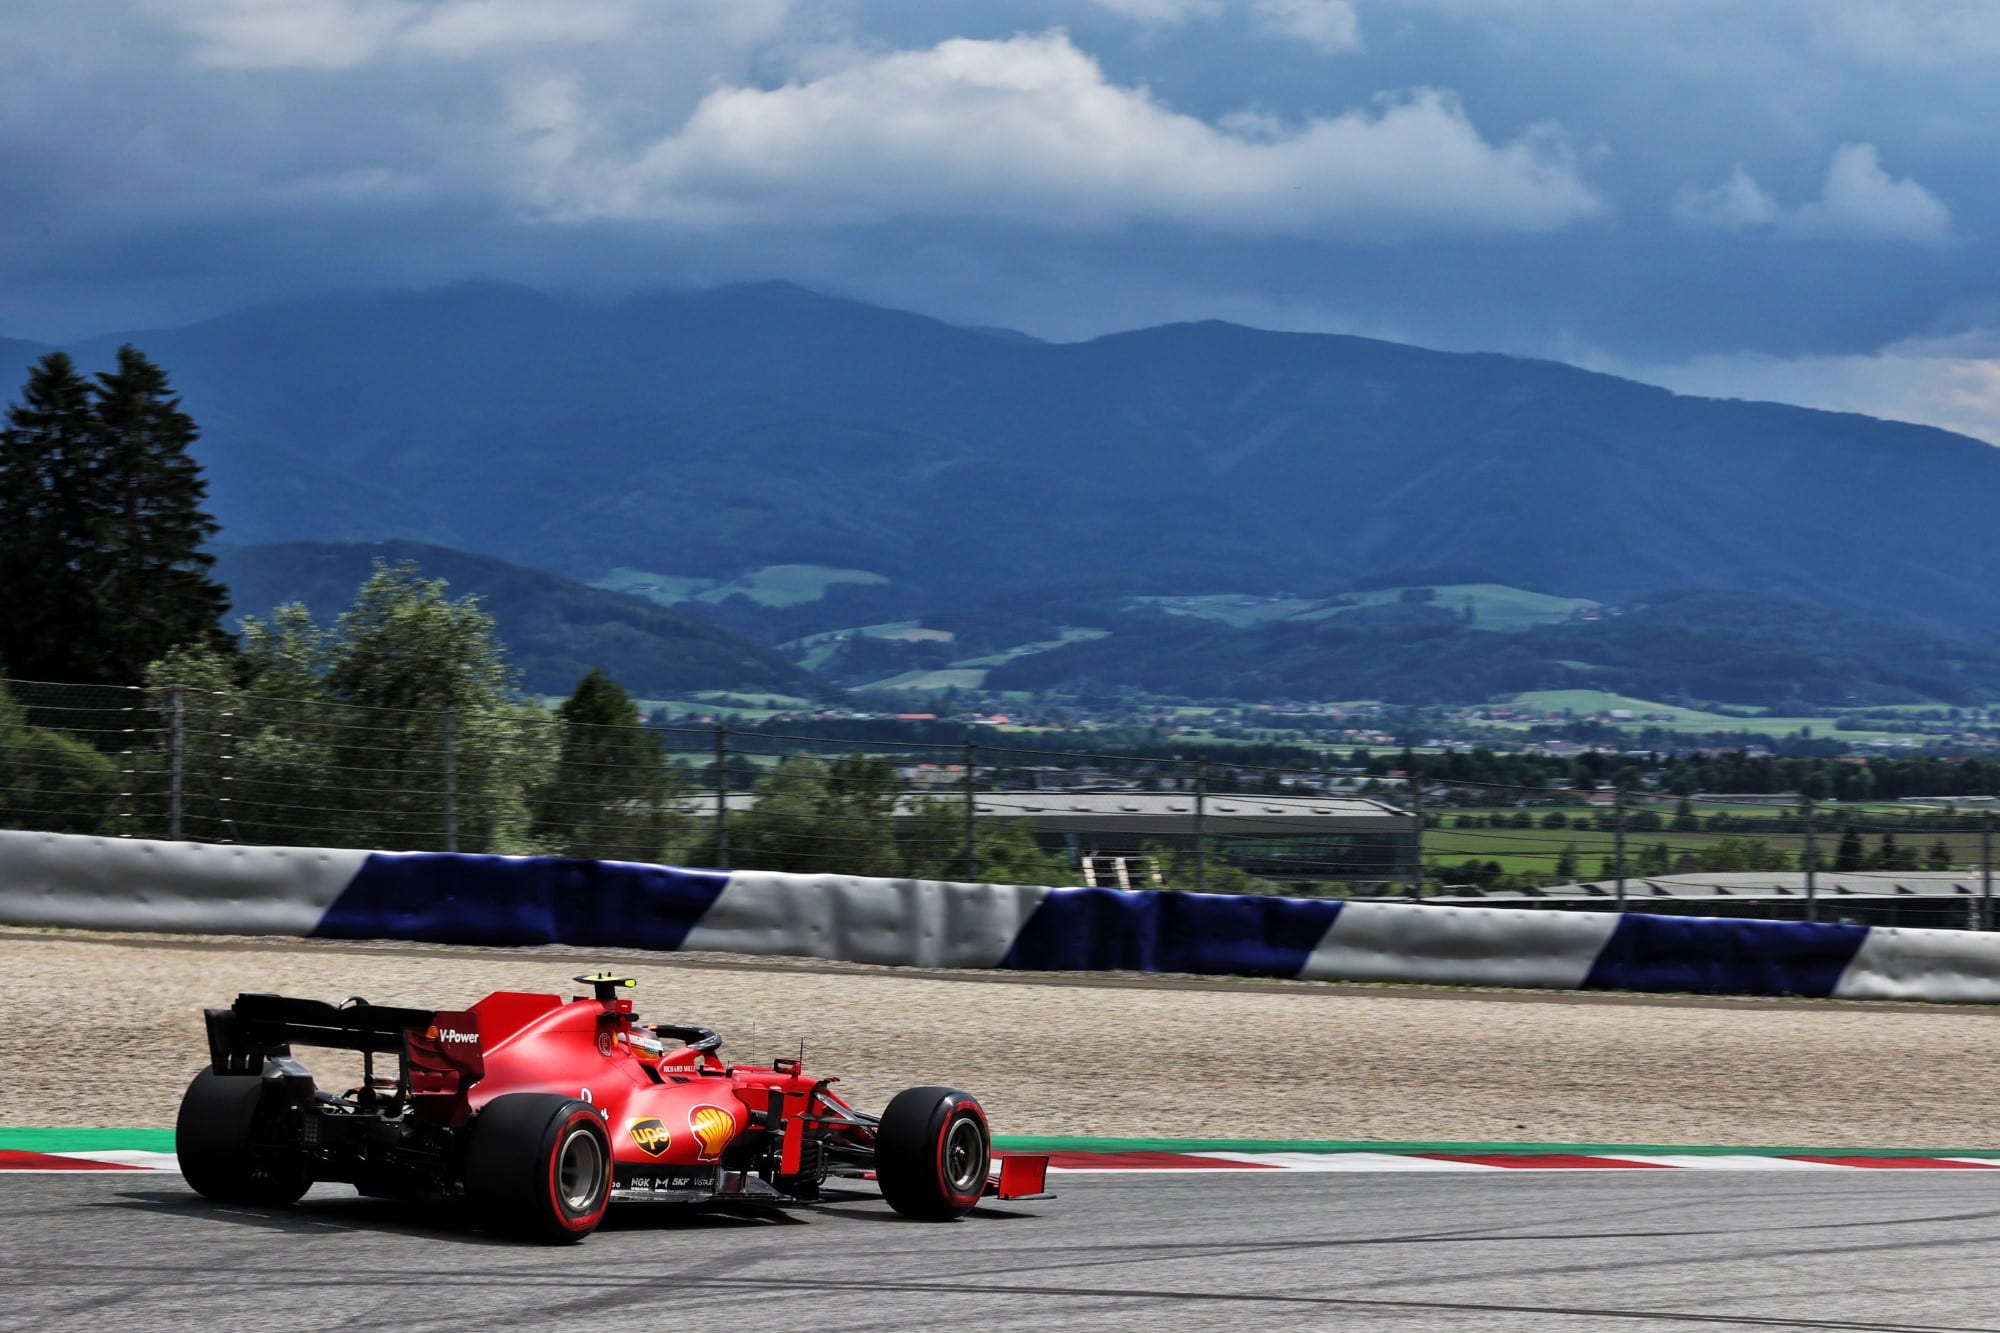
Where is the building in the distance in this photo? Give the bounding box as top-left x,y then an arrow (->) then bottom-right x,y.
679,790 -> 1417,888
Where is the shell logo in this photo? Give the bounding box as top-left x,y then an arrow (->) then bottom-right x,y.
689,1105 -> 734,1161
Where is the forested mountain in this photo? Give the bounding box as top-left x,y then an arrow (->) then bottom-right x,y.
17,281 -> 2000,644
213,541 -> 820,699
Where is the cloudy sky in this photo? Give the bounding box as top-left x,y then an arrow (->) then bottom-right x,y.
7,0 -> 2000,440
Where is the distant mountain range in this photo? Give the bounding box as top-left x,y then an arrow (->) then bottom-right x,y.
6,281 -> 1999,647
213,541 -> 819,700
10,283 -> 2000,710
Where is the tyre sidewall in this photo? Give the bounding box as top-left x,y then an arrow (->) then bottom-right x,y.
175,1067 -> 312,1206
877,1086 -> 989,1221
930,1096 -> 989,1213
540,1104 -> 613,1237
464,1095 -> 612,1243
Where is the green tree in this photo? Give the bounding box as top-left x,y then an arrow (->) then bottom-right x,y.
81,347 -> 231,685
0,681 -> 119,833
141,561 -> 552,853
1555,845 -> 1579,880
531,669 -> 683,861
1871,832 -> 1918,872
1926,839 -> 1954,871
1671,796 -> 1700,832
0,353 -> 99,681
1698,837 -> 1794,872
896,801 -> 1067,886
1833,828 -> 1865,872
317,562 -> 548,852
733,754 -> 901,877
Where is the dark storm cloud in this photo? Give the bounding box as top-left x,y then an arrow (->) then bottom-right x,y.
4,0 -> 2000,437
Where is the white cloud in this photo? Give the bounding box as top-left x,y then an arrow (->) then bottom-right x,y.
1675,143 -> 1952,247
151,0 -> 770,70
1612,333 -> 2000,447
1806,2 -> 2000,69
1785,143 -> 1954,246
1672,167 -> 1779,230
1083,0 -> 1224,25
515,31 -> 1600,238
1087,0 -> 1359,51
1250,0 -> 1360,53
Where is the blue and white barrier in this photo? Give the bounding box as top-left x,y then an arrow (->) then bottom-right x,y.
4,829 -> 2000,1002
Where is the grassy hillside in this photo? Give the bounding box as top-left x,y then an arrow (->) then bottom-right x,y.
214,541 -> 825,699
598,563 -> 890,609
989,589 -> 2000,709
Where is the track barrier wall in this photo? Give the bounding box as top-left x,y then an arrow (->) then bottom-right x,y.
5,829 -> 2000,1001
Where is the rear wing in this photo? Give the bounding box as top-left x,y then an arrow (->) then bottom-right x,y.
204,993 -> 437,1074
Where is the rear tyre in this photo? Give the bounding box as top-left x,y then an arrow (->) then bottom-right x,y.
463,1094 -> 611,1243
876,1086 -> 989,1221
175,1068 -> 313,1206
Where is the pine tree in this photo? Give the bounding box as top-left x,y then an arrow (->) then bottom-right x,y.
81,346 -> 230,683
0,353 -> 99,680
531,668 -> 681,861
1833,828 -> 1865,872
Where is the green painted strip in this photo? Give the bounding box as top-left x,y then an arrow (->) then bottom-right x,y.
12,1128 -> 1998,1161
991,1136 -> 2000,1159
0,1128 -> 176,1153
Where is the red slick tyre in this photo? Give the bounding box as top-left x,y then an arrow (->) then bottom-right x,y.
175,1068 -> 312,1206
463,1094 -> 612,1243
876,1086 -> 989,1221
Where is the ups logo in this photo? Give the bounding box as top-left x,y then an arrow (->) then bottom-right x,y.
629,1117 -> 672,1157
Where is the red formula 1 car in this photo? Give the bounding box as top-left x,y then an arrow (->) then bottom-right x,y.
177,973 -> 1052,1242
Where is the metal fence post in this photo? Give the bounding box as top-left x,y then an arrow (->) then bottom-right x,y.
1802,795 -> 1818,926
714,724 -> 730,870
963,739 -> 978,882
1613,787 -> 1627,912
167,684 -> 184,840
441,707 -> 458,852
1983,811 -> 1993,931
1194,757 -> 1208,893
1408,769 -> 1424,901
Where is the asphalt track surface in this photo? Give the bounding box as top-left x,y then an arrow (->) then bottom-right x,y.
9,1172 -> 2000,1330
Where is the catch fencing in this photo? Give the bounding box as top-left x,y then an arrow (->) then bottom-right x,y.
0,676 -> 1412,892
5,674 -> 2000,924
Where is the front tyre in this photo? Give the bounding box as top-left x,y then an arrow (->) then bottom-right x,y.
876,1086 -> 989,1221
463,1095 -> 611,1243
175,1068 -> 313,1206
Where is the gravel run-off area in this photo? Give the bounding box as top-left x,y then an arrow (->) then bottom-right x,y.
6,927 -> 2000,1147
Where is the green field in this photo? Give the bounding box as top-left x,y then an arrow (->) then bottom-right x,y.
955,627 -> 1108,668
595,568 -> 716,603
1134,594 -> 1323,628
635,690 -> 818,723
1425,803 -> 1982,878
1134,584 -> 1598,632
858,627 -> 1111,692
861,668 -> 991,691
1320,584 -> 1599,631
1491,690 -> 1907,741
597,564 -> 888,609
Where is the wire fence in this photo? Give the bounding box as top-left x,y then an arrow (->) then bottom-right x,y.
4,674 -> 1998,922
